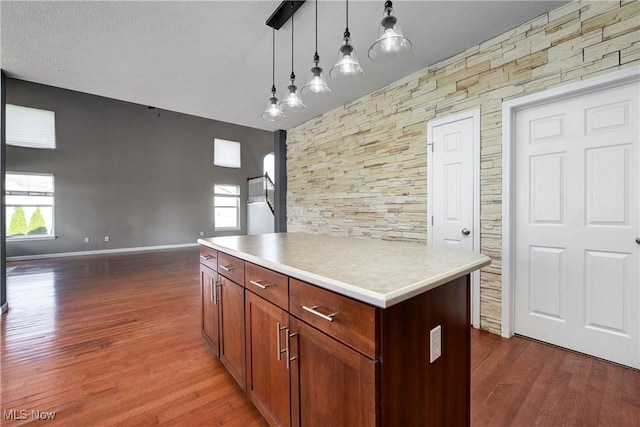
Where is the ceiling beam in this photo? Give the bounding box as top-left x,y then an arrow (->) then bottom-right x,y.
266,1 -> 306,30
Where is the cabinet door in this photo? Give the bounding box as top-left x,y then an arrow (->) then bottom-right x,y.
289,317 -> 378,427
200,264 -> 219,356
246,291 -> 290,427
219,276 -> 246,391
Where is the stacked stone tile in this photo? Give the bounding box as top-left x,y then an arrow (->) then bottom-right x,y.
286,0 -> 640,335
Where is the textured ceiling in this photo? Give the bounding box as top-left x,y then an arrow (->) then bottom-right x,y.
0,1 -> 567,132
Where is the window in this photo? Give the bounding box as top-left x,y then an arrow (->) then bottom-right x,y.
214,138 -> 241,168
6,173 -> 55,239
263,152 -> 275,183
6,104 -> 56,149
214,184 -> 240,230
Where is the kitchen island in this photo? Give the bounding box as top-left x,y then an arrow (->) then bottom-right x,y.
197,232 -> 491,426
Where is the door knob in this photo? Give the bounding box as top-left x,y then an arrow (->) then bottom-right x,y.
636,236 -> 640,245
461,228 -> 471,236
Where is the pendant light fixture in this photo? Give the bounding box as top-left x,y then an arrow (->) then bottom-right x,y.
368,1 -> 412,62
302,0 -> 331,96
281,2 -> 306,111
261,27 -> 286,122
330,0 -> 364,81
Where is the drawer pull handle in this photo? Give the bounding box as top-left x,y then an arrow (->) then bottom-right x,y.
210,278 -> 219,305
200,255 -> 213,261
249,280 -> 272,289
286,331 -> 298,370
276,322 -> 282,361
302,305 -> 337,322
276,322 -> 287,361
219,265 -> 233,272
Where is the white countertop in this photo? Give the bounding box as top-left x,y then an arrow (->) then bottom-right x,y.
198,233 -> 491,308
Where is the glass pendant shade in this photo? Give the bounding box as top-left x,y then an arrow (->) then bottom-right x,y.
262,27 -> 285,122
302,57 -> 332,96
261,90 -> 286,121
281,78 -> 306,111
280,2 -> 306,112
330,32 -> 365,81
303,0 -> 332,96
368,1 -> 412,62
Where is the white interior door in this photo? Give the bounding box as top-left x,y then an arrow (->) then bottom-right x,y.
514,81 -> 639,368
431,117 -> 474,250
428,110 -> 480,326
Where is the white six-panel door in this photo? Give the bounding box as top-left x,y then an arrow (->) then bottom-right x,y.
431,117 -> 475,251
428,110 -> 480,327
514,81 -> 639,368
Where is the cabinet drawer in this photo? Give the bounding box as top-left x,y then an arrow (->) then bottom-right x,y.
290,279 -> 377,358
245,262 -> 289,311
199,246 -> 218,271
218,252 -> 245,285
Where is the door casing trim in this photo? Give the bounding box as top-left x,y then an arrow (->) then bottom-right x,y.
427,108 -> 481,328
501,66 -> 640,338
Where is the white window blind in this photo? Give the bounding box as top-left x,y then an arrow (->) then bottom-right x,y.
6,104 -> 56,149
214,138 -> 241,168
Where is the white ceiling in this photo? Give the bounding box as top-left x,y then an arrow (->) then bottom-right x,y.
0,1 -> 566,132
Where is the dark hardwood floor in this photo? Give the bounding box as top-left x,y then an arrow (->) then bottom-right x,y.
2,248 -> 638,426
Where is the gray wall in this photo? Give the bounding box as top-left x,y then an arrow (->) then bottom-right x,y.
1,71 -> 6,309
6,78 -> 273,257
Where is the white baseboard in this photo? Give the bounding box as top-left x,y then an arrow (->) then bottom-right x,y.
6,243 -> 199,261
1,302 -> 8,314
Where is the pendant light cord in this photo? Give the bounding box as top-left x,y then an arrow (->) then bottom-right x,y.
346,0 -> 349,29
290,1 -> 295,80
344,0 -> 350,38
314,0 -> 318,56
271,27 -> 276,93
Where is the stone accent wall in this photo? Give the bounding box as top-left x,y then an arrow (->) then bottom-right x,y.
286,1 -> 640,334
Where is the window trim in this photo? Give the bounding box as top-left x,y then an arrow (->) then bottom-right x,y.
214,184 -> 241,231
6,171 -> 56,241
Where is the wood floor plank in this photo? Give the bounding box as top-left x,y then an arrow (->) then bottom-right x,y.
2,249 -> 639,426
1,249 -> 265,426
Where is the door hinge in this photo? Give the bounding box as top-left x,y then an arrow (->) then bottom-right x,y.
431,216 -> 434,226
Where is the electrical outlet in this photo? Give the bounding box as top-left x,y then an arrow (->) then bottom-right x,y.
199,232 -> 204,236
104,236 -> 110,242
84,237 -> 90,243
430,325 -> 442,363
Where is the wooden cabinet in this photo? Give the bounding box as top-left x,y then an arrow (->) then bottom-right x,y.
199,244 -> 471,426
218,275 -> 246,391
245,291 -> 291,427
245,262 -> 288,311
200,263 -> 219,356
289,278 -> 377,359
218,251 -> 245,285
199,245 -> 218,271
289,316 -> 377,427
199,246 -> 246,391
217,250 -> 247,391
